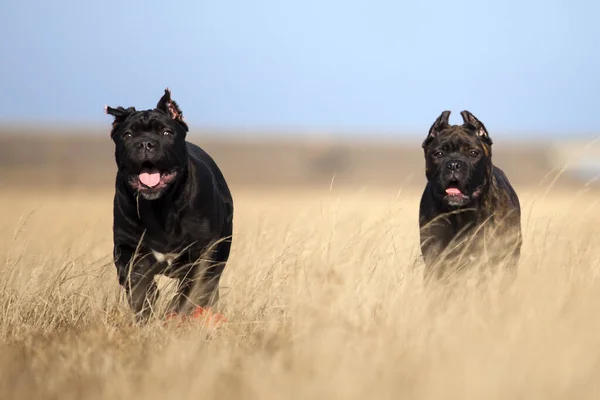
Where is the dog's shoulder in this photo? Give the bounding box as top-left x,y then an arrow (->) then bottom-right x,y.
186,141 -> 233,206
418,182 -> 439,225
489,165 -> 521,214
491,165 -> 510,186
186,141 -> 216,166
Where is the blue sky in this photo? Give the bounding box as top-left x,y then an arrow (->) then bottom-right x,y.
2,0 -> 599,137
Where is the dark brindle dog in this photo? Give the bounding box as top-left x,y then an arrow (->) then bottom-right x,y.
419,110 -> 521,280
105,88 -> 233,321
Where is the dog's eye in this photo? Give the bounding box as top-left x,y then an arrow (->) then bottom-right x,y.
123,132 -> 133,140
162,130 -> 172,137
469,150 -> 480,157
433,151 -> 443,158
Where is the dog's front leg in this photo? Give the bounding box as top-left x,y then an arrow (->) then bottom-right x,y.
419,223 -> 451,282
127,267 -> 159,322
167,252 -> 224,315
115,245 -> 159,322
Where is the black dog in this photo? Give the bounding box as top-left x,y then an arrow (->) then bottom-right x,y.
105,88 -> 233,321
419,110 -> 521,280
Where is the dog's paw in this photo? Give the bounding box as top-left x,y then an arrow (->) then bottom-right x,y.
191,306 -> 228,329
164,307 -> 227,331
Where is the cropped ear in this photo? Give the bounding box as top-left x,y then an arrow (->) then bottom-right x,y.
460,110 -> 493,145
422,110 -> 451,148
156,88 -> 188,131
104,105 -> 136,137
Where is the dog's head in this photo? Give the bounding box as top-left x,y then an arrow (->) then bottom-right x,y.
422,110 -> 493,208
105,88 -> 189,200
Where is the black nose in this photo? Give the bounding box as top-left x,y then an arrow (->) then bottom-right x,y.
445,160 -> 464,171
138,141 -> 156,151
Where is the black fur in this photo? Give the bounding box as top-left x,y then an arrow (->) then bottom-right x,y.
419,110 -> 521,281
106,89 -> 233,321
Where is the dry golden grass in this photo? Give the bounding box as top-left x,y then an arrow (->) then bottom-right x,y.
2,184 -> 600,399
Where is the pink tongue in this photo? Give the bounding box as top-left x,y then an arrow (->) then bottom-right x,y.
446,187 -> 463,195
139,169 -> 161,187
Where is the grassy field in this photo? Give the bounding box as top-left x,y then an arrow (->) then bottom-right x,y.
1,184 -> 600,399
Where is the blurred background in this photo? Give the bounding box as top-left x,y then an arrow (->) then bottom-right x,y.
1,0 -> 599,192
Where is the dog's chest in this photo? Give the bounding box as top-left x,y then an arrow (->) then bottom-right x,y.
151,250 -> 179,266
142,214 -> 213,255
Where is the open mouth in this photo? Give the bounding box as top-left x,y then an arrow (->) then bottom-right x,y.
132,162 -> 178,191
445,181 -> 468,199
